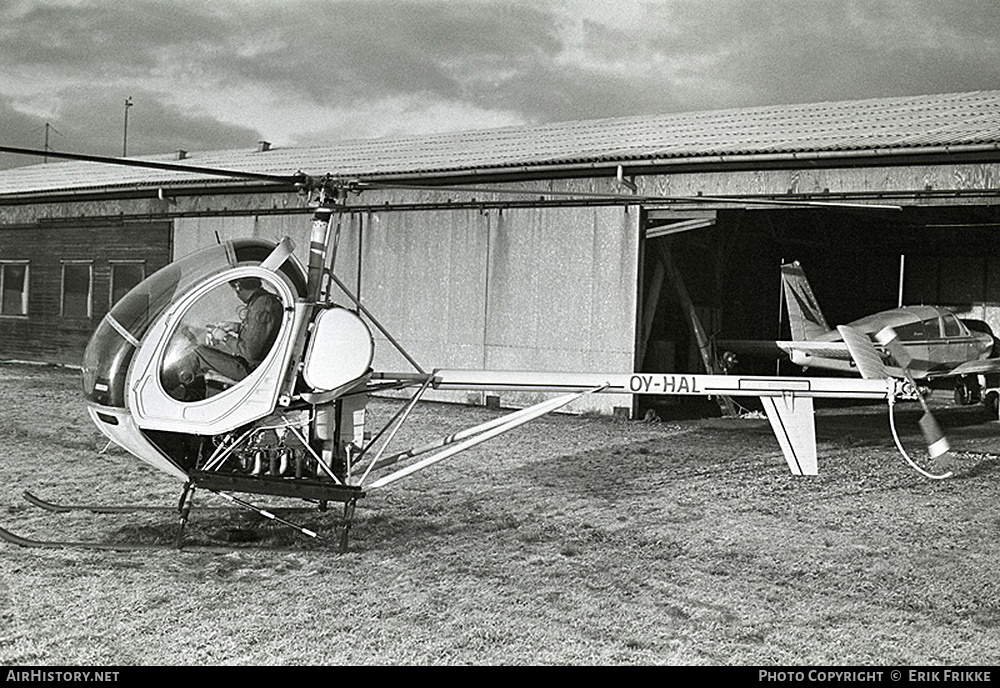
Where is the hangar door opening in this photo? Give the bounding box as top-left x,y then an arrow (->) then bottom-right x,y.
636,202 -> 1000,418
636,208 -> 734,419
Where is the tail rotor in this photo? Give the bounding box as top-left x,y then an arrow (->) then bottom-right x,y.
839,325 -> 952,479
874,327 -> 951,466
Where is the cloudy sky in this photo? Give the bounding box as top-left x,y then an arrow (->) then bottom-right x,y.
1,0 -> 998,170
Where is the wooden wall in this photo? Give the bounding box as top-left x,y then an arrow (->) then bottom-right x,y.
0,220 -> 171,365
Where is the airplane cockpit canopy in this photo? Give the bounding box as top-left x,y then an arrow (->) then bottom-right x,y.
887,307 -> 969,341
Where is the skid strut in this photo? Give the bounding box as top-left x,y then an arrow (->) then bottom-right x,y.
341,498 -> 359,554
187,471 -> 365,551
176,482 -> 195,549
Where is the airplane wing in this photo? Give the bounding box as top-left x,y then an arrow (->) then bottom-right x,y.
717,339 -> 853,360
923,357 -> 1000,379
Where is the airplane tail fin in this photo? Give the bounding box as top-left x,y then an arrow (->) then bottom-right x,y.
781,261 -> 831,341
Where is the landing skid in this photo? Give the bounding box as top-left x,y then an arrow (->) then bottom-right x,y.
21,490 -> 315,514
4,480 -> 366,554
0,525 -> 244,554
23,490 -> 182,514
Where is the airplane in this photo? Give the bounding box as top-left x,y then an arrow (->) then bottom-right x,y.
719,261 -> 1000,407
0,147 -> 954,553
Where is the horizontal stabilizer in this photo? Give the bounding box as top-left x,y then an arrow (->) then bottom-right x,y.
719,339 -> 852,360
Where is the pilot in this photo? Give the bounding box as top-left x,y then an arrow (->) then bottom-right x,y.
192,277 -> 284,383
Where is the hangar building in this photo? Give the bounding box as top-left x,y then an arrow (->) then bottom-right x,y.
1,90 -> 998,415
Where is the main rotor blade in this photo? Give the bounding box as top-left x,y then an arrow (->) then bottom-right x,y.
359,180 -> 903,211
2,143 -> 901,210
0,145 -> 304,185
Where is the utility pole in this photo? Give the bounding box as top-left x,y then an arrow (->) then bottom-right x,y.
122,97 -> 134,156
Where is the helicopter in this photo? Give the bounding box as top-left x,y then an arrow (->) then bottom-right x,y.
0,145 -> 950,553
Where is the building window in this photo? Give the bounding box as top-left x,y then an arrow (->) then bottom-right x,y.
61,261 -> 93,318
110,261 -> 145,307
0,261 -> 29,316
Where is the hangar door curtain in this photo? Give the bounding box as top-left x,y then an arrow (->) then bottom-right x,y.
175,207 -> 639,414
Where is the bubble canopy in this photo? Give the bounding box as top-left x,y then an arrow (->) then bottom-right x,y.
82,239 -> 306,408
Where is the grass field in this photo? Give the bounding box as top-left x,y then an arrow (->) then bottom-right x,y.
0,361 -> 998,666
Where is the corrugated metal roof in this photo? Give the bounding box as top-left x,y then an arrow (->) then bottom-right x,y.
2,90 -> 999,197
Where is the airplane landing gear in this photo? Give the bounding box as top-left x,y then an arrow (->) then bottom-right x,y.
954,375 -> 982,406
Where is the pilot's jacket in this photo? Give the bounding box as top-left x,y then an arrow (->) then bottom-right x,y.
195,288 -> 283,381
233,289 -> 284,369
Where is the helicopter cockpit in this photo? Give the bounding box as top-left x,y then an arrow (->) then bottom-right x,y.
158,276 -> 286,402
83,239 -> 306,411
82,232 -> 375,482
81,239 -> 310,478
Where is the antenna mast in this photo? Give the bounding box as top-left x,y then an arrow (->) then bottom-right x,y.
122,97 -> 134,156
42,123 -> 62,163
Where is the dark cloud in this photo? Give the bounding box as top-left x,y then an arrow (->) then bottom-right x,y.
0,97 -> 53,170
0,2 -> 229,78
638,0 -> 1000,109
0,1 -> 562,107
1,0 -> 998,170
198,1 -> 563,106
0,87 -> 263,169
479,1 -> 1000,122
51,87 -> 265,157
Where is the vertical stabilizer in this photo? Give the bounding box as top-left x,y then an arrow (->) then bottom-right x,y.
781,262 -> 831,340
761,394 -> 817,475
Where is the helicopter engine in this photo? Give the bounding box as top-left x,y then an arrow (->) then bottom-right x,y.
206,399 -> 367,480
221,410 -> 316,478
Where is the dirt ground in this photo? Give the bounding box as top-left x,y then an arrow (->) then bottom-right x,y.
0,361 -> 998,665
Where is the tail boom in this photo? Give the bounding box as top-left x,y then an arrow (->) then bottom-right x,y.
374,369 -> 893,476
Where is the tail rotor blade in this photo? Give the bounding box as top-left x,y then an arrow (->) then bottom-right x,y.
875,326 -> 913,369
877,326 -> 949,459
837,325 -> 888,379
918,411 -> 950,459
858,326 -> 952,474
